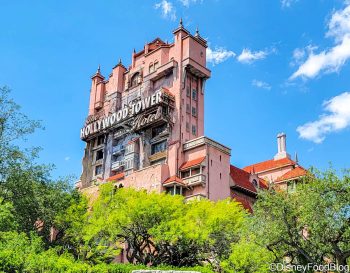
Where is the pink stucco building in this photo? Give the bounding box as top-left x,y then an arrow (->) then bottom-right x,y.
77,21 -> 307,210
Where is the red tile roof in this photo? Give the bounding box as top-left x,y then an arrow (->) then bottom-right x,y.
243,157 -> 296,174
163,175 -> 185,186
275,166 -> 308,182
232,194 -> 253,213
259,178 -> 269,189
230,165 -> 257,194
179,156 -> 206,170
107,172 -> 125,182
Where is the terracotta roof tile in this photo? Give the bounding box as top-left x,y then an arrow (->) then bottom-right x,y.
275,166 -> 308,182
163,175 -> 185,186
259,178 -> 269,189
232,194 -> 253,213
243,157 -> 296,173
230,165 -> 257,194
107,172 -> 125,182
179,156 -> 206,170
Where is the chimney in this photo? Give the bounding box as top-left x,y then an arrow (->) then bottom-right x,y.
274,133 -> 290,160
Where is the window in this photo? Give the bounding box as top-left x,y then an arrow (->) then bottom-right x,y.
96,149 -> 104,161
192,89 -> 197,100
97,135 -> 105,146
152,123 -> 167,138
151,140 -> 167,155
186,104 -> 190,113
186,86 -> 190,97
95,165 -> 103,176
192,107 -> 197,117
149,63 -> 154,74
252,179 -> 258,187
220,173 -> 222,179
125,143 -> 135,154
181,170 -> 191,178
130,72 -> 140,87
192,167 -> 200,175
166,186 -> 181,195
186,122 -> 190,132
192,125 -> 197,136
220,155 -> 221,162
154,61 -> 159,70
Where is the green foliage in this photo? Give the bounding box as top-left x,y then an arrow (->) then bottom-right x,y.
56,184 -> 247,269
0,86 -> 76,244
241,168 -> 350,270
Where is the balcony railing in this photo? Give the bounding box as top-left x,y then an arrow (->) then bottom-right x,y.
183,174 -> 206,187
111,160 -> 125,171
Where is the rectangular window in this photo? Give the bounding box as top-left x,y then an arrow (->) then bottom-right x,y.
186,104 -> 190,113
96,149 -> 104,161
192,125 -> 197,136
192,107 -> 197,117
152,123 -> 167,138
151,140 -> 167,155
191,167 -> 200,175
125,143 -> 134,154
192,89 -> 197,101
154,62 -> 159,70
181,170 -> 191,178
186,122 -> 190,132
97,135 -> 105,146
149,64 -> 154,74
186,86 -> 190,97
95,165 -> 103,176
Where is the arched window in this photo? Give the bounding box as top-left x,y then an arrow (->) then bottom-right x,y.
131,72 -> 140,87
252,179 -> 258,187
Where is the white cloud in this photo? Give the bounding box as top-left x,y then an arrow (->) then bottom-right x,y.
237,48 -> 270,64
290,3 -> 350,80
155,0 -> 176,21
64,156 -> 70,161
297,92 -> 350,143
281,0 -> 298,8
206,47 -> 236,65
178,0 -> 202,7
252,79 -> 271,90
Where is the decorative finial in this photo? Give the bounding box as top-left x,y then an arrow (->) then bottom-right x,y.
295,152 -> 299,164
133,48 -> 136,53
118,58 -> 122,65
179,17 -> 183,27
195,26 -> 199,37
252,166 -> 255,174
97,64 -> 101,73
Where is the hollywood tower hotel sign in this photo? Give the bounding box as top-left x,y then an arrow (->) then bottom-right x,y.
78,21 -> 235,201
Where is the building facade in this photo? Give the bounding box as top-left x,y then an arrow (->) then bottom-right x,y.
77,22 -> 307,208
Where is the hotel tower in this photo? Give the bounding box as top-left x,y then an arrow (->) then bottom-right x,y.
78,21 -> 307,209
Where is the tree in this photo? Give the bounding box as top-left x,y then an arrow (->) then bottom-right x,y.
57,183 -> 247,269
247,168 -> 350,272
0,86 -> 75,244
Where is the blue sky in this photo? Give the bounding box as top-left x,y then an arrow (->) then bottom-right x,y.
1,0 -> 350,180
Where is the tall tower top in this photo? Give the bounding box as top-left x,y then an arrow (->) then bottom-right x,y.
274,132 -> 291,160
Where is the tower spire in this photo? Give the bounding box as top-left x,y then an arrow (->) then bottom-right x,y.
179,17 -> 183,27
195,26 -> 200,37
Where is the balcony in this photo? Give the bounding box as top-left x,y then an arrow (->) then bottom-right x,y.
112,145 -> 125,155
183,174 -> 206,187
111,160 -> 125,171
